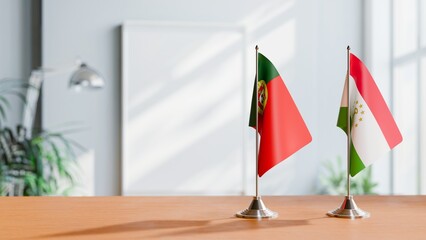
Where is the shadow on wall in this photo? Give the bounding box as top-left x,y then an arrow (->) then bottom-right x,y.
122,0 -> 329,196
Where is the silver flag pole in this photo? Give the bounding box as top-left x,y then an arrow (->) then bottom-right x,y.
327,46 -> 370,219
236,45 -> 277,219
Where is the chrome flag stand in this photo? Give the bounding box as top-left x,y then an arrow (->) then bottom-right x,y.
236,196 -> 277,219
236,45 -> 277,219
327,46 -> 369,219
327,195 -> 369,219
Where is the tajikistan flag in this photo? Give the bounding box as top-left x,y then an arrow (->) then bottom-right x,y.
337,53 -> 403,177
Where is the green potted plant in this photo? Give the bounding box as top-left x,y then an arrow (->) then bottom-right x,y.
318,156 -> 378,195
0,79 -> 81,196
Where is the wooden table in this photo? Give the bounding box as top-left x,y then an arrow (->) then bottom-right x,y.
1,196 -> 425,239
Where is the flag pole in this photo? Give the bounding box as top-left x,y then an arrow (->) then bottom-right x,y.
346,45 -> 351,198
326,46 -> 369,219
255,45 -> 259,198
236,45 -> 277,219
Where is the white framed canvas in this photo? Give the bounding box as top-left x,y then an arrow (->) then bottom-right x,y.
121,21 -> 249,195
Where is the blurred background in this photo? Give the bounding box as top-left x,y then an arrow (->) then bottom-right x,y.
0,0 -> 424,196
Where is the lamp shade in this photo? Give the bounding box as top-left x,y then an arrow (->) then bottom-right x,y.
69,63 -> 104,90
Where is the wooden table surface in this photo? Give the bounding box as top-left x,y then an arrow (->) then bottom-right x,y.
1,195 -> 425,239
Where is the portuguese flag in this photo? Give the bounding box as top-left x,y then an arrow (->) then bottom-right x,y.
249,53 -> 312,177
337,53 -> 403,176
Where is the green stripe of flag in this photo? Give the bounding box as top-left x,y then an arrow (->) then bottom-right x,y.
249,53 -> 280,127
350,142 -> 366,177
338,106 -> 366,176
258,53 -> 279,84
337,107 -> 348,134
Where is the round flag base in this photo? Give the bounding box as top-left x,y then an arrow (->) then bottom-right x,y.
236,196 -> 278,219
327,195 -> 370,219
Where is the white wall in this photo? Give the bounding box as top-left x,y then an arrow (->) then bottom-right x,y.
42,0 -> 363,195
365,0 -> 426,195
364,0 -> 393,194
0,0 -> 32,127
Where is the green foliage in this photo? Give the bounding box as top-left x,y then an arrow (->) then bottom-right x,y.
318,156 -> 378,195
0,78 -> 81,196
0,126 -> 81,196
